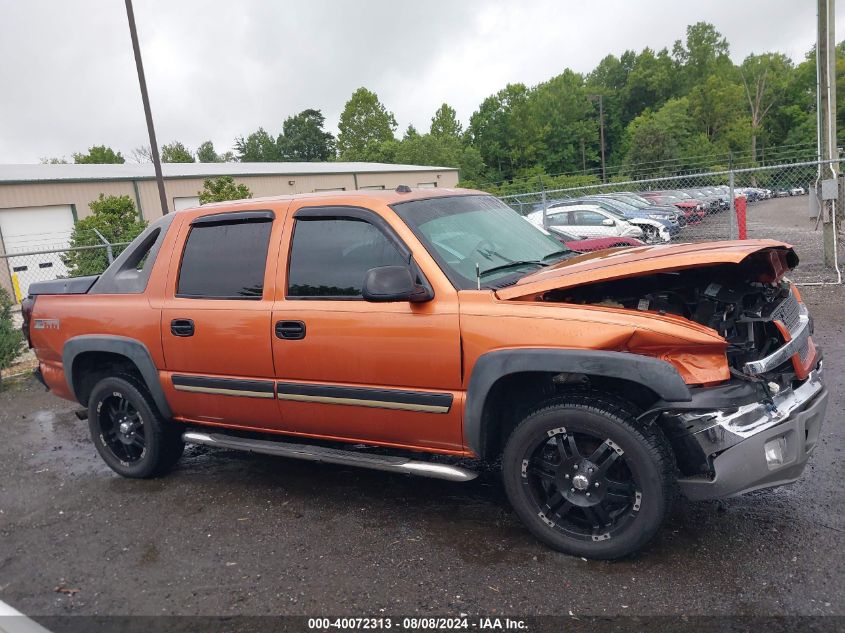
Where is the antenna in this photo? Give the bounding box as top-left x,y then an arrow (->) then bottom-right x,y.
476,263 -> 481,290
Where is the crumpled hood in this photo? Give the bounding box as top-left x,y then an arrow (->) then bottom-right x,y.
496,239 -> 796,301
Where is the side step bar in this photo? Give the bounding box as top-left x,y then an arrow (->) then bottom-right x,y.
182,431 -> 478,482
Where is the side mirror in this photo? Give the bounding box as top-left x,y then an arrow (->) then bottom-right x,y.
362,266 -> 431,303
602,218 -> 615,226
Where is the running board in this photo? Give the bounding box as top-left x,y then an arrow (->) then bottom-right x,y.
182,431 -> 478,482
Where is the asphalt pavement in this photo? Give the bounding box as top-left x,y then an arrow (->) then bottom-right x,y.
0,287 -> 842,621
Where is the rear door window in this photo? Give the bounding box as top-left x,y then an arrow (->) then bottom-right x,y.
177,219 -> 273,299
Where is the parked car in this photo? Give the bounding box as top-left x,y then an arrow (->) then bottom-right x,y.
537,198 -> 677,243
640,192 -> 707,223
545,227 -> 644,252
790,186 -> 806,196
597,192 -> 686,227
22,187 -> 827,560
775,188 -> 791,197
526,204 -> 647,241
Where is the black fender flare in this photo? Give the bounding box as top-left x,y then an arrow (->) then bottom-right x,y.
464,349 -> 692,458
62,335 -> 172,419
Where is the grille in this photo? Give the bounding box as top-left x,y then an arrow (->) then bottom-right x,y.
771,290 -> 809,363
771,291 -> 801,333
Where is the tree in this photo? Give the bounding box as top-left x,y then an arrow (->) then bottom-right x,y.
277,109 -> 336,161
196,140 -> 234,163
40,156 -> 68,164
130,146 -> 153,163
161,141 -> 194,163
467,83 -> 531,181
740,53 -> 793,162
430,103 -> 462,138
62,195 -> 147,277
673,22 -> 731,91
235,128 -> 279,162
0,287 -> 24,387
73,145 -> 125,164
337,88 -> 397,160
198,176 -> 252,204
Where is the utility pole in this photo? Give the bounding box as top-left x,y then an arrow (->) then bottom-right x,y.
598,95 -> 606,184
818,0 -> 838,266
588,95 -> 607,183
125,0 -> 169,215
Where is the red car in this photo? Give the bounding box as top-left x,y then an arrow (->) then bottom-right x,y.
640,192 -> 706,224
554,229 -> 644,252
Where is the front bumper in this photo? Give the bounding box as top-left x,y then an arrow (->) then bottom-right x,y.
674,370 -> 828,500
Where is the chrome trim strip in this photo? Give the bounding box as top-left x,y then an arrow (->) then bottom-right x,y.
743,304 -> 811,375
182,431 -> 477,482
276,392 -> 450,413
174,384 -> 276,399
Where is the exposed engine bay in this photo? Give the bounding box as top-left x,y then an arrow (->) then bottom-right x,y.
543,258 -> 797,374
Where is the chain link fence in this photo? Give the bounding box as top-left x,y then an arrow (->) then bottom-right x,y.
498,159 -> 843,284
0,241 -> 129,303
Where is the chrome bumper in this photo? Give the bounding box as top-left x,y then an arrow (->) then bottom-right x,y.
677,370 -> 828,500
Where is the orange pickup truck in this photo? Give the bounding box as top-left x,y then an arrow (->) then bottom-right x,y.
22,187 -> 827,558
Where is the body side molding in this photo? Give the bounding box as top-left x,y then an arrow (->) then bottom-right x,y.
62,335 -> 172,418
464,348 -> 692,458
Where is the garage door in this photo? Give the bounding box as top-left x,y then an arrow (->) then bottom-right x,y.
0,205 -> 75,299
173,196 -> 200,212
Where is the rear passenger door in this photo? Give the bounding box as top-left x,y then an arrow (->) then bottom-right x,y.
161,209 -> 285,429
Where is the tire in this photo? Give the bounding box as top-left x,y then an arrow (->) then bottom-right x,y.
502,391 -> 675,559
87,375 -> 184,478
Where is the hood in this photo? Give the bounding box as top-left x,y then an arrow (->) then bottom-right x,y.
496,239 -> 796,301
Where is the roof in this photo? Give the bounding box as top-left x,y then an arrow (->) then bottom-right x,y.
197,187 -> 484,209
0,162 -> 457,184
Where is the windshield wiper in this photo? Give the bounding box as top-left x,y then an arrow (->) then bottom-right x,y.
479,260 -> 545,278
542,249 -> 571,262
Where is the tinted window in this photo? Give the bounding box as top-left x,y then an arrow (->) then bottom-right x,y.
547,211 -> 571,226
573,211 -> 606,226
287,218 -> 405,297
177,220 -> 272,299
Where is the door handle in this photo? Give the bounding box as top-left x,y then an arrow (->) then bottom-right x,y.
275,320 -> 305,340
170,318 -> 195,337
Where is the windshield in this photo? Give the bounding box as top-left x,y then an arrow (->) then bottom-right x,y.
593,198 -> 638,213
392,195 -> 571,289
612,194 -> 650,209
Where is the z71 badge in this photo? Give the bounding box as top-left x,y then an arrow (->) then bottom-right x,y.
33,319 -> 60,330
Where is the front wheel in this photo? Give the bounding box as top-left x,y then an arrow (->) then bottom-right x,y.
88,375 -> 184,478
502,392 -> 675,559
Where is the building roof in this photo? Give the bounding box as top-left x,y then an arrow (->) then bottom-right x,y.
0,162 -> 457,184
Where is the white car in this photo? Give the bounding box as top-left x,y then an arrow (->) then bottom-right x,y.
790,186 -> 806,196
526,205 -> 644,240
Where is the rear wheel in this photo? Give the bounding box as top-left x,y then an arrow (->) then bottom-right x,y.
502,392 -> 674,559
88,375 -> 184,478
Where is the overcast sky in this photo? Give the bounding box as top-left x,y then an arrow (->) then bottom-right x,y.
0,0 -> 841,163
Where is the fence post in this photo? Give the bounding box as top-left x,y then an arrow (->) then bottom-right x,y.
539,176 -> 548,229
729,169 -> 739,240
92,229 -> 114,264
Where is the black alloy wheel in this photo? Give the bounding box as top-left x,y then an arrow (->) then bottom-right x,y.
502,392 -> 674,559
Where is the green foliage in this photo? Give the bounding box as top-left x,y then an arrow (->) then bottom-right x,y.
73,145 -> 125,164
198,176 -> 252,204
196,141 -> 234,163
161,141 -> 194,163
62,195 -> 147,277
235,128 -> 279,162
337,87 -> 397,160
0,287 -> 24,379
277,109 -> 336,161
40,156 -> 68,164
430,103 -> 463,138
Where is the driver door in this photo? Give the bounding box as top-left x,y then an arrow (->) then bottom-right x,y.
270,203 -> 464,453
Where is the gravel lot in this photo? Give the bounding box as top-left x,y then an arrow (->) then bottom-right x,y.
0,285 -> 842,623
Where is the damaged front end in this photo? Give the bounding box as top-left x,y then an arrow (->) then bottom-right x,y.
500,241 -> 827,499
